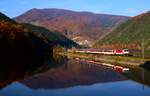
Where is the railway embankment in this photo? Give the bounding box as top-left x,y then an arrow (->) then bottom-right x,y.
59,52 -> 150,68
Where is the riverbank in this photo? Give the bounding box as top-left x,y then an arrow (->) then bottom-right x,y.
59,52 -> 150,68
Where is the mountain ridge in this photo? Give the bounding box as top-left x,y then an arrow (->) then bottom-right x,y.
94,11 -> 150,49
14,8 -> 130,45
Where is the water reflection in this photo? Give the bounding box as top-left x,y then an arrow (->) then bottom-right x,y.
0,55 -> 68,89
1,56 -> 150,96
1,80 -> 150,96
124,67 -> 150,87
20,58 -> 126,89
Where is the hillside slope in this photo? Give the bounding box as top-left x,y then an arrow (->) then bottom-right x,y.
22,23 -> 78,48
0,12 -> 15,23
0,14 -> 52,66
94,11 -> 150,49
14,8 -> 130,44
0,12 -> 77,67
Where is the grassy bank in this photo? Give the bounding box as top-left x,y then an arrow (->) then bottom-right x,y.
59,52 -> 150,68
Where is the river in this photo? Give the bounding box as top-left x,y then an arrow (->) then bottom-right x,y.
0,56 -> 150,96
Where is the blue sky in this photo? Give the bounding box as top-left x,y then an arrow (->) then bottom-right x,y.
0,0 -> 150,17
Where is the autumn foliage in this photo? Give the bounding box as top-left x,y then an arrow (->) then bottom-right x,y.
0,20 -> 52,66
0,20 -> 28,40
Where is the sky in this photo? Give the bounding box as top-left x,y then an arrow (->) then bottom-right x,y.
0,0 -> 150,18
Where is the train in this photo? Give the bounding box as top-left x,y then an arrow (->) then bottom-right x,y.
72,49 -> 130,55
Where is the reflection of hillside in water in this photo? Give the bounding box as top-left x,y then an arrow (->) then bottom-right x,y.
21,59 -> 126,89
124,67 -> 150,87
0,55 -> 68,89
